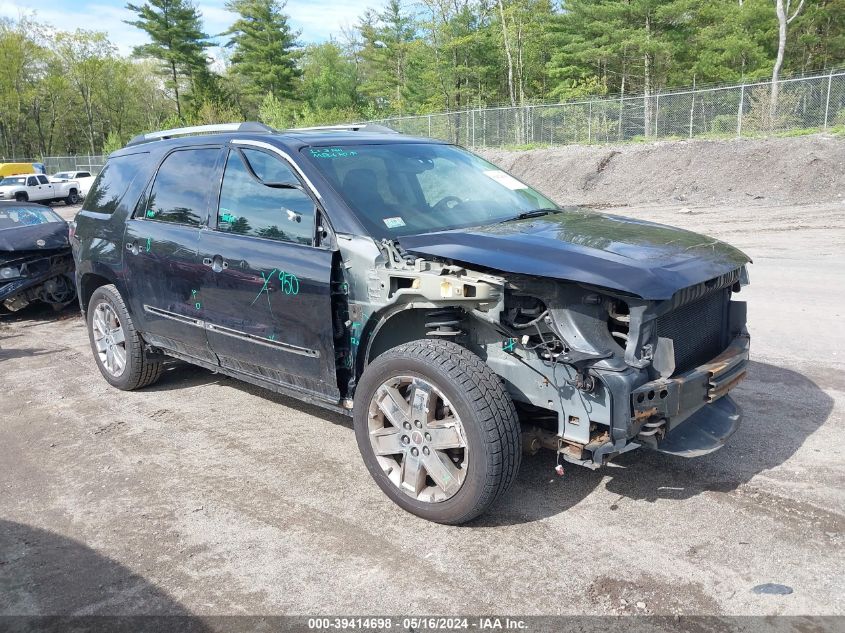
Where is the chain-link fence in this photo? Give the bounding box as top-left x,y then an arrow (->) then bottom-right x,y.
0,155 -> 106,175
41,155 -> 106,175
371,70 -> 845,148
4,71 -> 843,167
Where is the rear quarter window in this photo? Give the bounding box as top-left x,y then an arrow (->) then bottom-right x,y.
83,152 -> 149,214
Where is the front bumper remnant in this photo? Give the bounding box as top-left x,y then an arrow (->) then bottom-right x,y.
651,395 -> 742,457
631,332 -> 749,457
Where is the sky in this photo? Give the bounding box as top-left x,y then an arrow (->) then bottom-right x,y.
0,0 -> 365,55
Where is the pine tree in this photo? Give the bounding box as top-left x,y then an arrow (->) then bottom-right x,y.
358,0 -> 418,113
125,0 -> 210,120
224,0 -> 300,98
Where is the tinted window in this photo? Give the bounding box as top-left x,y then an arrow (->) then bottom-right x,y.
216,149 -> 315,245
27,177 -> 37,186
37,175 -> 49,185
84,152 -> 149,214
145,148 -> 220,226
78,172 -> 91,178
302,143 -> 555,238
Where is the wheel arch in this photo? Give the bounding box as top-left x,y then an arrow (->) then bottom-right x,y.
358,304 -> 474,380
79,270 -> 118,312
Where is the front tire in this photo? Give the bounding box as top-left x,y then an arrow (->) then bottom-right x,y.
14,192 -> 27,202
86,284 -> 162,390
354,339 -> 521,524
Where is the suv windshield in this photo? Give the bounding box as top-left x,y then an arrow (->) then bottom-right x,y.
0,177 -> 27,186
0,206 -> 63,230
301,143 -> 556,237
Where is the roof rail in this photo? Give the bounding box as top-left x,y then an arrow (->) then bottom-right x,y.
126,121 -> 275,147
286,123 -> 399,134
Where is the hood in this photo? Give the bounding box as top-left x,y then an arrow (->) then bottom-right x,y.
0,221 -> 70,253
398,208 -> 750,300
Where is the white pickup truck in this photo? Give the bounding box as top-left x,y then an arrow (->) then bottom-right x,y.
0,173 -> 82,205
50,170 -> 95,196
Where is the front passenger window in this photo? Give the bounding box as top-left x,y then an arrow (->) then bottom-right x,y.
217,149 -> 315,245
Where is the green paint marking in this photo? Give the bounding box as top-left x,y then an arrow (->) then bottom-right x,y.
145,238 -> 151,252
350,336 -> 359,346
268,334 -> 276,341
502,338 -> 517,353
195,302 -> 202,310
145,209 -> 155,218
220,212 -> 238,224
251,268 -> 278,307
279,271 -> 300,295
309,147 -> 359,160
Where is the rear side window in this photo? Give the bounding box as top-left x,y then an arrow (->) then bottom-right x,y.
84,153 -> 149,214
144,148 -> 220,226
37,175 -> 49,185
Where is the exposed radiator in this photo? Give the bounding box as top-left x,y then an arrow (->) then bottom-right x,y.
656,289 -> 728,374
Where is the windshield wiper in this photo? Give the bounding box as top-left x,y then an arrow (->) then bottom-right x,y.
501,207 -> 562,222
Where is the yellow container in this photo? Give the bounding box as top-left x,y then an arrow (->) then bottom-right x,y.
0,163 -> 35,178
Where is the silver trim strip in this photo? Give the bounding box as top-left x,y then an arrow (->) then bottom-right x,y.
230,138 -> 322,200
143,304 -> 205,327
143,304 -> 320,358
206,323 -> 320,358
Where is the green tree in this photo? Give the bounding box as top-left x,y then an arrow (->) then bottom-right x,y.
788,0 -> 845,71
301,41 -> 360,112
224,0 -> 301,98
125,0 -> 211,120
358,0 -> 419,113
55,31 -> 117,156
0,17 -> 46,158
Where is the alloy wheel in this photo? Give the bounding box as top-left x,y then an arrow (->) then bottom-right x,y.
92,302 -> 127,377
367,375 -> 468,503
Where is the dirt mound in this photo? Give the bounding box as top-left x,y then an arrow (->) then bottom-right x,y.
479,134 -> 845,208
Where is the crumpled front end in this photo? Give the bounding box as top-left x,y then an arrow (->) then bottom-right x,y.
0,250 -> 76,311
491,266 -> 750,468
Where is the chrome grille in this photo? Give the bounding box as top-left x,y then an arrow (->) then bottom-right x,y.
656,289 -> 728,374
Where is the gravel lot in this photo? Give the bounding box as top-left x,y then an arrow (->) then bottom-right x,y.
1,191 -> 843,616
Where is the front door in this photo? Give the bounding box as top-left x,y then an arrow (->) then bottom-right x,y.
123,146 -> 222,364
197,144 -> 339,400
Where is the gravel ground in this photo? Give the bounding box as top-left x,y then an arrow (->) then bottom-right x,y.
1,172 -> 844,618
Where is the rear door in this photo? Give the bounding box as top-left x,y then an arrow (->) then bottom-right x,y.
122,146 -> 222,364
197,143 -> 339,400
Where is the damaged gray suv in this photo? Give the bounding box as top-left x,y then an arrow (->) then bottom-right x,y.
72,122 -> 750,523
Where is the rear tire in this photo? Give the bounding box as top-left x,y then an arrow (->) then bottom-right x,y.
354,339 -> 521,524
86,284 -> 162,390
64,189 -> 79,205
